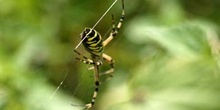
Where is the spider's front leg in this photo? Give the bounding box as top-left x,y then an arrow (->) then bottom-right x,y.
103,0 -> 125,47
74,50 -> 103,66
74,50 -> 93,64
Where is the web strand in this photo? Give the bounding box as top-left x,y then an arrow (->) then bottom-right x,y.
49,60 -> 75,101
74,0 -> 118,50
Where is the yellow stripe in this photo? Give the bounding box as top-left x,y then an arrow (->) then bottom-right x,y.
90,35 -> 102,46
89,46 -> 99,50
90,43 -> 98,47
86,40 -> 96,44
96,33 -> 102,44
88,30 -> 98,41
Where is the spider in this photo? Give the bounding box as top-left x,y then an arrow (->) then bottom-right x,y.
74,0 -> 125,109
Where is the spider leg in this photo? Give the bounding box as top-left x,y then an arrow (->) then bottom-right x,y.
103,0 -> 125,46
98,53 -> 114,84
74,50 -> 102,65
87,53 -> 114,76
74,50 -> 93,63
84,54 -> 114,109
74,50 -> 102,109
75,57 -> 94,65
85,64 -> 100,109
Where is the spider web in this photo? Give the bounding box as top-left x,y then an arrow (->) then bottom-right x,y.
48,0 -> 120,109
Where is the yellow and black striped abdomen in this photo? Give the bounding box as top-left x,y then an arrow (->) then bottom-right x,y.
81,28 -> 104,56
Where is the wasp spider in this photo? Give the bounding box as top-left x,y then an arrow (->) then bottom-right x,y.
74,0 -> 125,109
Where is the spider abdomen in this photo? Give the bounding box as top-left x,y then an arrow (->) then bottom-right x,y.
81,28 -> 104,56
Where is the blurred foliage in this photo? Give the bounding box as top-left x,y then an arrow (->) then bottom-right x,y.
1,0 -> 220,110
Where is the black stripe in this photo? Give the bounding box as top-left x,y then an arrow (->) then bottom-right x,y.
91,101 -> 95,105
121,15 -> 125,20
95,87 -> 98,92
95,81 -> 99,86
88,29 -> 95,37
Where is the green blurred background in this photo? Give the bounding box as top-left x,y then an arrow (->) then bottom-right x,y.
1,0 -> 220,110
